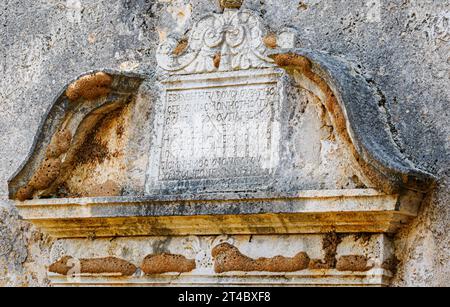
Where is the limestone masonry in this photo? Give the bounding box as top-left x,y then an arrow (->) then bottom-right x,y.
0,0 -> 448,287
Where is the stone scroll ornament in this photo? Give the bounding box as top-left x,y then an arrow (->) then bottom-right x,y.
156,5 -> 292,74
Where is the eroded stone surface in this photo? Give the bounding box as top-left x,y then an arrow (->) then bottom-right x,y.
8,72 -> 145,200
8,4 -> 430,199
0,0 -> 448,287
0,201 -> 52,286
156,9 -> 279,74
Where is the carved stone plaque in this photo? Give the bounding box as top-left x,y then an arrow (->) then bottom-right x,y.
146,8 -> 292,195
146,69 -> 283,194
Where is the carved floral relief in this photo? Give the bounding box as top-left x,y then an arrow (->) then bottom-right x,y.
157,9 -> 284,74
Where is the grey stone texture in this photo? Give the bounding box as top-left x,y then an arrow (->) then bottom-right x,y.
0,0 -> 448,286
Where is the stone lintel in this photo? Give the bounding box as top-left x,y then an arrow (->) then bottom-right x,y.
15,189 -> 422,238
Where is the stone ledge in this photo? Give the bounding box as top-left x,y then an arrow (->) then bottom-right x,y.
48,269 -> 392,287
15,189 -> 422,238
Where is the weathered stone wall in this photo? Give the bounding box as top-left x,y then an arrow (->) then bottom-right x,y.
0,0 -> 448,286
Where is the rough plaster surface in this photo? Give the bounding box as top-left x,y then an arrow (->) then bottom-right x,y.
0,0 -> 448,286
0,200 -> 51,286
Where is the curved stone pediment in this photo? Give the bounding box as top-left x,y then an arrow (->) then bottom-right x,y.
269,49 -> 435,194
8,8 -> 435,238
8,71 -> 146,201
6,5 -> 439,287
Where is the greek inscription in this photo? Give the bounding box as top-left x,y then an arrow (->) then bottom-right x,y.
159,83 -> 279,181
